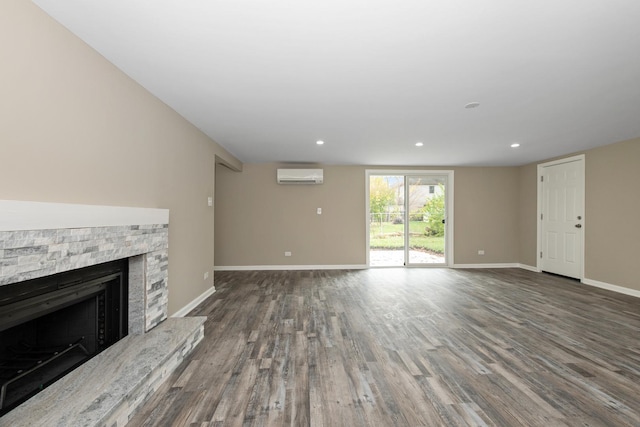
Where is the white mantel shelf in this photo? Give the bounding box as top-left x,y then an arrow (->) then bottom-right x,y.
0,200 -> 169,232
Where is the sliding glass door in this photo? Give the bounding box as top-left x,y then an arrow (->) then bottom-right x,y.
367,171 -> 452,267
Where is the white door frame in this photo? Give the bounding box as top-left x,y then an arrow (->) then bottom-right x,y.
365,169 -> 455,267
536,154 -> 585,278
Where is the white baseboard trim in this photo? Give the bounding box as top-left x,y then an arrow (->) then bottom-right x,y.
171,286 -> 217,318
214,264 -> 368,271
518,264 -> 541,272
452,263 -> 520,269
581,278 -> 640,299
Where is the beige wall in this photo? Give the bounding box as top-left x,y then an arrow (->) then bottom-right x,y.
517,163 -> 538,267
0,0 -> 241,315
215,164 -> 521,266
584,138 -> 640,291
215,164 -> 366,266
453,167 -> 520,264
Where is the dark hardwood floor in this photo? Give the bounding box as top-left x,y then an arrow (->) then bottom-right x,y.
128,268 -> 640,426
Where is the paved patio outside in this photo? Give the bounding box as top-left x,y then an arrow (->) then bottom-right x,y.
369,249 -> 445,266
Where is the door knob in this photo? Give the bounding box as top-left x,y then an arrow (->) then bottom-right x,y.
575,224 -> 582,228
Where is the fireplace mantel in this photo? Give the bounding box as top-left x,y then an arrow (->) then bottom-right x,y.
0,200 -> 170,333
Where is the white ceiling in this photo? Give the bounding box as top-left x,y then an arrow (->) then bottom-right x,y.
33,0 -> 640,166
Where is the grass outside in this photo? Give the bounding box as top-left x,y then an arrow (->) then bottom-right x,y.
370,221 -> 445,253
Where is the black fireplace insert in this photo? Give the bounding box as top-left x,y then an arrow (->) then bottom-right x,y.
0,259 -> 128,415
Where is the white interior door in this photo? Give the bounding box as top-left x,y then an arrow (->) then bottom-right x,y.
540,158 -> 584,279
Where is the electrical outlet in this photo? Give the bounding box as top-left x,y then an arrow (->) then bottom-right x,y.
207,197 -> 213,207
204,271 -> 209,280
284,251 -> 292,257
478,250 -> 485,255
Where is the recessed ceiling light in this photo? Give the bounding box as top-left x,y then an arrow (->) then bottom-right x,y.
465,102 -> 480,109
510,143 -> 521,148
316,140 -> 324,145
415,142 -> 424,147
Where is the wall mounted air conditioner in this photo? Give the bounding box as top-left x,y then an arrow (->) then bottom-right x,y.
277,168 -> 323,184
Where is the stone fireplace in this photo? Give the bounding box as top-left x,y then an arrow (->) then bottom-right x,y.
0,200 -> 206,426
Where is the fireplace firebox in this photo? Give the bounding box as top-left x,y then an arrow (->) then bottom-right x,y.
0,260 -> 128,415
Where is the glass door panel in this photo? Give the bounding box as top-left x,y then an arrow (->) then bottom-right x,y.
407,175 -> 446,265
369,175 -> 404,266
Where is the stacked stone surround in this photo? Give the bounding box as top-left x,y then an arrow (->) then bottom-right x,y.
0,224 -> 169,332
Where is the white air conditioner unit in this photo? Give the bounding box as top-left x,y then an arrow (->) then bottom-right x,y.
277,168 -> 323,184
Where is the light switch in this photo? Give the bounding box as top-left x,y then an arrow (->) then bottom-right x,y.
317,208 -> 322,215
207,197 -> 213,207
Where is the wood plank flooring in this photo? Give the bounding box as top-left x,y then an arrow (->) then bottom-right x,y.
127,268 -> 640,426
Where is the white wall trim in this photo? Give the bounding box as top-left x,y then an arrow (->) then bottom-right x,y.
214,264 -> 368,271
518,264 -> 541,272
452,263 -> 520,269
0,200 -> 169,231
582,278 -> 640,299
172,286 -> 217,318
